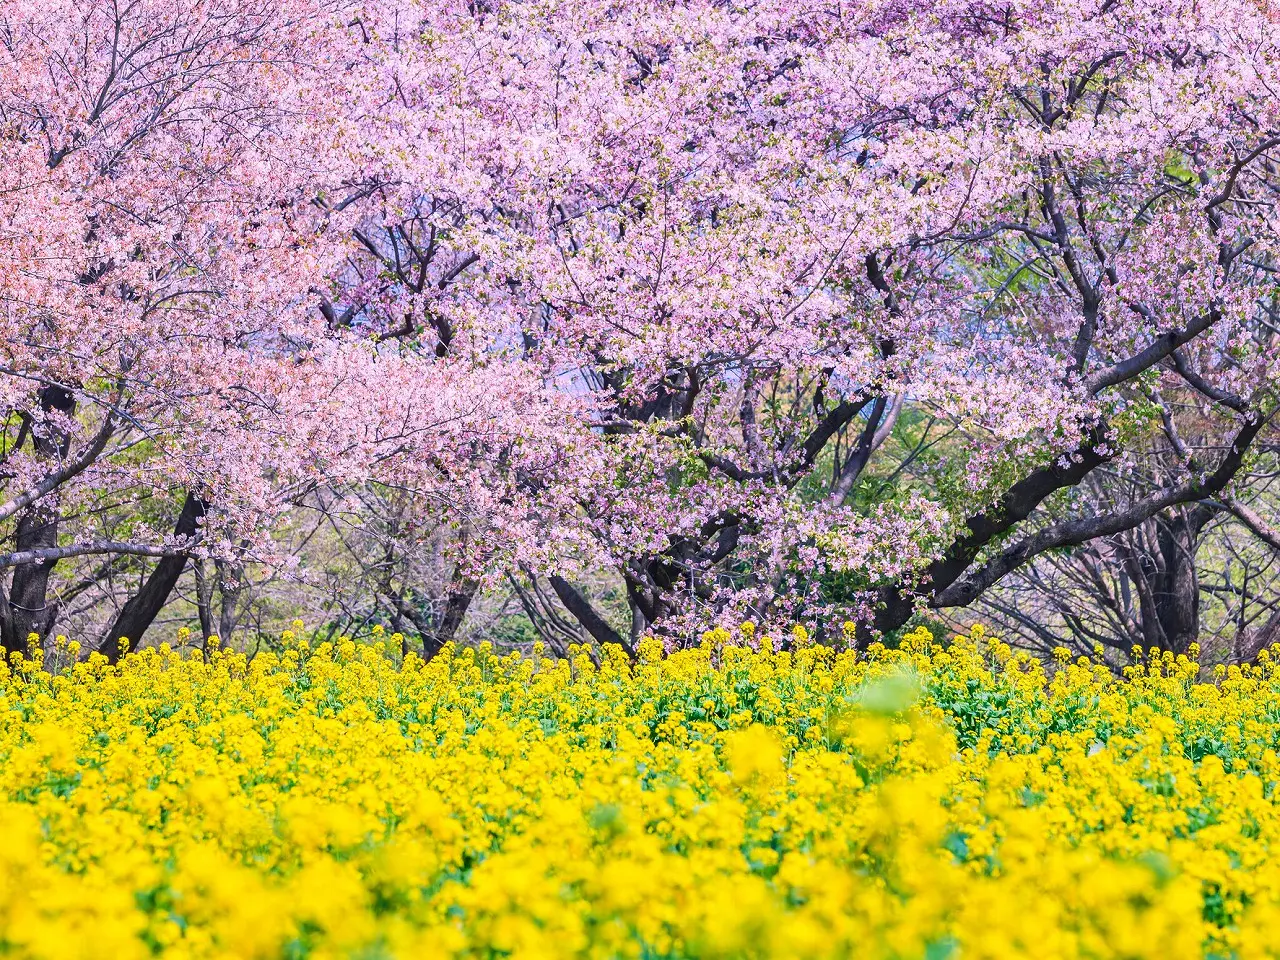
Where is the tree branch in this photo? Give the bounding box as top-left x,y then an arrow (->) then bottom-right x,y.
0,412 -> 117,525
1221,496 -> 1280,552
934,413 -> 1268,608
0,539 -> 187,569
1084,307 -> 1221,395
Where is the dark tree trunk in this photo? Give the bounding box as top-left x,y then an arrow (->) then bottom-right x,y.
5,509 -> 62,653
194,559 -> 216,643
381,571 -> 478,660
425,575 -> 478,659
1148,506 -> 1212,654
550,575 -> 625,651
215,559 -> 245,642
99,493 -> 206,662
3,386 -> 76,655
1239,607 -> 1280,663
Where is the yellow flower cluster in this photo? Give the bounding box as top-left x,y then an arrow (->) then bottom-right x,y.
3,625 -> 1280,958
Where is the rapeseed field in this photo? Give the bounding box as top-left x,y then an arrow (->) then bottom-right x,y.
1,624 -> 1277,959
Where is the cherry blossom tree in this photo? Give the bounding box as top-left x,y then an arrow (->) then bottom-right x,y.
0,0 -> 580,657
12,0 -> 1280,657
344,0 -> 1280,645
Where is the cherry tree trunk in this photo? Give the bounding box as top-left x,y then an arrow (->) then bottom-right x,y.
1147,508 -> 1211,655
3,387 -> 76,654
99,493 -> 207,662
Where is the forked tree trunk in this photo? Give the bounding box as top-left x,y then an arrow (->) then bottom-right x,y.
382,570 -> 478,660
430,576 -> 478,658
1147,506 -> 1212,654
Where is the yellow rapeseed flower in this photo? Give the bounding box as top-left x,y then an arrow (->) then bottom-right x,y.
0,626 -> 1273,958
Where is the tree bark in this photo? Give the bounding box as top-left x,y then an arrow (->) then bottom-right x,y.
432,575 -> 478,656
871,422 -> 1112,636
3,386 -> 76,654
550,575 -> 627,652
1147,506 -> 1212,654
99,493 -> 206,663
381,571 -> 478,660
872,412 -> 1264,642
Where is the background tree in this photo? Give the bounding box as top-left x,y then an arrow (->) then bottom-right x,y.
342,0 -> 1280,645
0,0 -> 579,657
12,0 -> 1280,661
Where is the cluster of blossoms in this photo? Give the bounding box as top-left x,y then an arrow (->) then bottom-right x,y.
3,627 -> 1280,956
10,0 -> 1280,648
